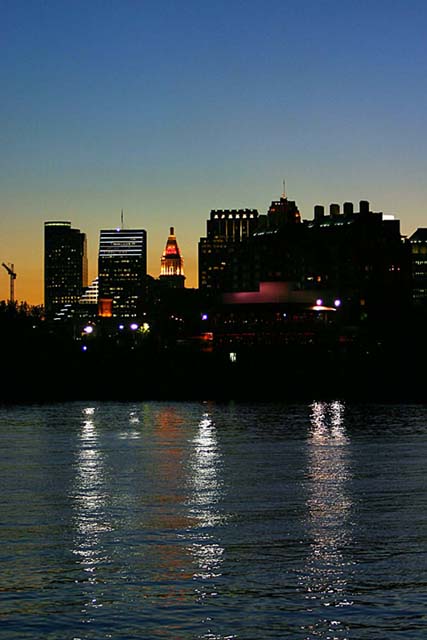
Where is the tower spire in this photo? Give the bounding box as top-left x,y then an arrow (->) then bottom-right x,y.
159,226 -> 185,288
121,209 -> 124,228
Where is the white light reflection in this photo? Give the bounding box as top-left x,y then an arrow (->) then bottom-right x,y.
71,407 -> 111,616
117,410 -> 140,440
300,401 -> 354,638
185,413 -> 226,587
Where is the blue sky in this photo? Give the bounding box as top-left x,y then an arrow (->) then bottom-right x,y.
1,0 -> 426,302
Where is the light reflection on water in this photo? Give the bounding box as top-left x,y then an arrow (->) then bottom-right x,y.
117,409 -> 141,440
72,406 -> 112,617
1,402 -> 427,639
300,401 -> 354,639
186,412 -> 226,586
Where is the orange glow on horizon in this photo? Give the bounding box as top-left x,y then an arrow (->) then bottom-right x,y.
3,256 -> 199,307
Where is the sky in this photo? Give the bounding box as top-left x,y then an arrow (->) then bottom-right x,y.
1,0 -> 427,304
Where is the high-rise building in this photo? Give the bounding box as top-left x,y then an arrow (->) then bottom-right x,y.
198,208 -> 259,291
44,221 -> 87,319
408,228 -> 427,305
98,228 -> 147,319
198,194 -> 410,326
159,227 -> 185,288
265,193 -> 301,228
198,192 -> 302,293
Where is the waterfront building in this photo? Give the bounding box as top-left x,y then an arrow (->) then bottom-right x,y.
208,281 -> 343,352
44,221 -> 87,319
303,200 -> 411,324
199,194 -> 410,329
159,227 -> 185,289
98,228 -> 147,319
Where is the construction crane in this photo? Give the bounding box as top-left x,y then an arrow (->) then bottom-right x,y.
2,263 -> 16,303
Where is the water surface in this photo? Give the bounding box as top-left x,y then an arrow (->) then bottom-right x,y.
1,401 -> 426,639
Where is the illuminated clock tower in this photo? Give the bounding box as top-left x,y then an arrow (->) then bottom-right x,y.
159,227 -> 185,288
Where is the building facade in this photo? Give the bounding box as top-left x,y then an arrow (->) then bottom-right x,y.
302,200 -> 410,324
98,228 -> 147,319
408,228 -> 427,306
198,208 -> 259,291
198,195 -> 410,328
44,221 -> 88,319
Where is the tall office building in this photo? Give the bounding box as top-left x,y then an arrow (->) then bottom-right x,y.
44,221 -> 88,319
198,208 -> 259,291
409,228 -> 427,305
159,227 -> 185,288
98,228 -> 147,319
198,193 -> 299,292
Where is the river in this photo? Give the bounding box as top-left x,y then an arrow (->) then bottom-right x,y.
1,402 -> 426,639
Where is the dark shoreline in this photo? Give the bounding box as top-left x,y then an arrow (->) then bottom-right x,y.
3,345 -> 425,404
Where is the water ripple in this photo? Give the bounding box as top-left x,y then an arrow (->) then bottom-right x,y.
0,402 -> 426,638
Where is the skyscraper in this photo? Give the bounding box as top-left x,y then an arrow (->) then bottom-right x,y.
98,228 -> 147,319
44,221 -> 87,319
159,227 -> 185,288
198,208 -> 259,291
408,228 -> 427,305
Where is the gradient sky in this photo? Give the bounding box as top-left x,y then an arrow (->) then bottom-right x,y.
1,0 -> 426,304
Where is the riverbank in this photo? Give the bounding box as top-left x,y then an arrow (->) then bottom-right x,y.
3,340 -> 425,403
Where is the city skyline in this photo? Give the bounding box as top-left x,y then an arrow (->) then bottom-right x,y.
2,185 -> 425,307
1,0 -> 427,304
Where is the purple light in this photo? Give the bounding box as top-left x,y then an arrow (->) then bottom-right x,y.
201,314 -> 208,321
130,323 -> 138,331
316,298 -> 323,306
82,345 -> 88,352
334,299 -> 341,307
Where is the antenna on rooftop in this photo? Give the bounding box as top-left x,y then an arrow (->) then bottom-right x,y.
282,178 -> 287,199
121,209 -> 124,228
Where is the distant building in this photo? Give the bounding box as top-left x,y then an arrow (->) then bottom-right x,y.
198,208 -> 259,291
302,200 -> 411,323
198,191 -> 303,293
98,228 -> 147,319
51,276 -> 99,324
159,227 -> 185,289
408,228 -> 427,305
263,193 -> 302,229
76,276 -> 99,321
79,276 -> 99,306
236,193 -> 304,291
44,221 -> 87,319
209,282 -> 343,351
198,194 -> 411,326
